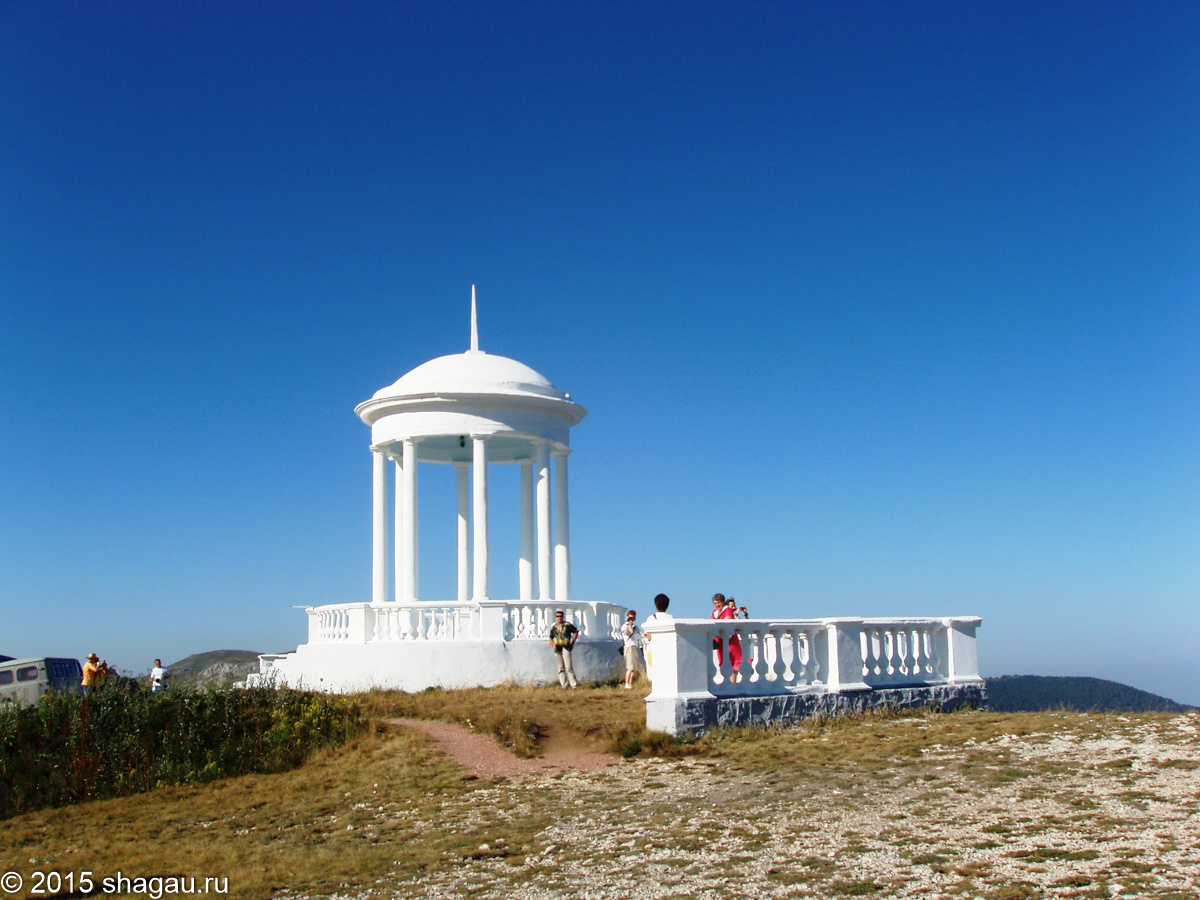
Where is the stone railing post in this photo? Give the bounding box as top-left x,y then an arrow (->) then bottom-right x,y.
306,608 -> 322,644
820,618 -> 870,692
644,620 -> 716,735
347,605 -> 372,643
477,601 -> 509,642
579,603 -> 598,639
943,617 -> 983,683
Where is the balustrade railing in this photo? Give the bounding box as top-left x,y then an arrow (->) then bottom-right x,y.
306,600 -> 626,645
644,616 -> 982,700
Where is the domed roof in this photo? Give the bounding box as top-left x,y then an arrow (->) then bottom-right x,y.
372,350 -> 569,402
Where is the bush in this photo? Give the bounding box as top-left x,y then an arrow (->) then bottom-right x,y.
0,686 -> 365,819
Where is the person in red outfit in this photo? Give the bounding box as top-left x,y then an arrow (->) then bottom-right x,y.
710,593 -> 743,681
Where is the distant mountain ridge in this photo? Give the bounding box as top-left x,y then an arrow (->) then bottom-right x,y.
985,675 -> 1196,713
165,650 -> 263,689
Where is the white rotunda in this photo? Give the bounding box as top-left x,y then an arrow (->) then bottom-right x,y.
260,289 -> 625,692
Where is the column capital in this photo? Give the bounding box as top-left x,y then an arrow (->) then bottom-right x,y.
551,446 -> 572,458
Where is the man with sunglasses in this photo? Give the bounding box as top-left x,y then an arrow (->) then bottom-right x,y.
549,610 -> 580,689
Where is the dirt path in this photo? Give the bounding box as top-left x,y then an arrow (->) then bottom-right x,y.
382,717 -> 616,779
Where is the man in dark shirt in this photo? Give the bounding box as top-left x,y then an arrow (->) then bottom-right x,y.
549,610 -> 579,689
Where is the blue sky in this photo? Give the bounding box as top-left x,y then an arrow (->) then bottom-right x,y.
2,2 -> 1197,703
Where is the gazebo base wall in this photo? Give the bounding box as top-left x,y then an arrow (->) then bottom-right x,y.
646,682 -> 987,737
257,638 -> 624,693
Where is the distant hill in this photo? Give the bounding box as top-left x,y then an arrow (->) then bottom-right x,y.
986,675 -> 1196,713
165,650 -> 264,689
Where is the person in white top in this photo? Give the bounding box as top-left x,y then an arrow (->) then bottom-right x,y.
621,610 -> 645,688
150,658 -> 171,694
639,593 -> 672,684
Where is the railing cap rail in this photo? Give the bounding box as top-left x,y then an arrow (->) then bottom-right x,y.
643,615 -> 983,633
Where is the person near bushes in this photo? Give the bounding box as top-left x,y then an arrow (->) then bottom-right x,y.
150,658 -> 171,694
640,593 -> 672,683
81,653 -> 100,696
548,611 -> 579,689
621,609 -> 645,688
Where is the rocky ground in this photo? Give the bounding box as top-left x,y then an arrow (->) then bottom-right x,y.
283,711 -> 1200,900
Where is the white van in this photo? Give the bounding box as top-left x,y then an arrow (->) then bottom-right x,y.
0,658 -> 83,706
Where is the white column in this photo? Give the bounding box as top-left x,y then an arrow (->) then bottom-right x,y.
554,449 -> 571,602
456,463 -> 470,603
371,449 -> 388,606
393,455 -> 403,604
535,441 -> 552,601
401,439 -> 418,602
519,460 -> 534,601
472,437 -> 489,601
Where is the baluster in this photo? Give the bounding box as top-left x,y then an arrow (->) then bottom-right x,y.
882,628 -> 896,676
721,625 -> 736,686
804,627 -> 821,684
778,629 -> 795,683
931,625 -> 945,677
869,628 -> 884,677
709,624 -> 724,686
749,629 -> 765,683
906,628 -> 920,677
766,629 -> 782,682
920,627 -> 934,675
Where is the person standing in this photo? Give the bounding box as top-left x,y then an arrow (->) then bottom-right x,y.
81,653 -> 100,696
711,593 -> 742,680
641,593 -> 672,683
621,610 -> 644,688
548,611 -> 579,689
150,658 -> 171,694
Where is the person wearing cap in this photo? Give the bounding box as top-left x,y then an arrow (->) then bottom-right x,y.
81,653 -> 100,695
150,658 -> 170,694
548,610 -> 579,689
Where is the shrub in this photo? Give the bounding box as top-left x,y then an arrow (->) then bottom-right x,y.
0,686 -> 365,819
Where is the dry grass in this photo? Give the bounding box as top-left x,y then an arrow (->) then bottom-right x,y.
357,682 -> 650,757
1,728 -> 548,899
3,698 -> 1197,900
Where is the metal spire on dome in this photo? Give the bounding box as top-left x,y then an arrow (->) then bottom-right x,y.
470,285 -> 479,352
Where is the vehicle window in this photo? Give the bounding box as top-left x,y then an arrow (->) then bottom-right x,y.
49,660 -> 75,679
0,671 -> 12,685
17,667 -> 39,682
